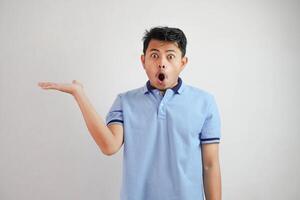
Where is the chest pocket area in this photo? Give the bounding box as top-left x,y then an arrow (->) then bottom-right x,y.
126,105 -> 156,132
168,107 -> 205,137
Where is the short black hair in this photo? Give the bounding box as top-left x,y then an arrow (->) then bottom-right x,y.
142,26 -> 187,57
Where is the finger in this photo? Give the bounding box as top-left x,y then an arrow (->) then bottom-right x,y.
38,82 -> 53,86
38,82 -> 58,89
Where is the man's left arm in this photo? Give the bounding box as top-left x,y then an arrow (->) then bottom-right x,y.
202,143 -> 222,200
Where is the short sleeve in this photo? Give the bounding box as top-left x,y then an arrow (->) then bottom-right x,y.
105,94 -> 124,126
200,95 -> 221,144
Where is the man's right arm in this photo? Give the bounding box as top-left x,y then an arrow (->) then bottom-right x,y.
73,89 -> 124,156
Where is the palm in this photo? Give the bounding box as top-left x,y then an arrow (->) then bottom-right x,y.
38,80 -> 83,95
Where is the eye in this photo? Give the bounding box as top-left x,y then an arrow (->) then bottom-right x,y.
167,54 -> 175,60
150,53 -> 158,59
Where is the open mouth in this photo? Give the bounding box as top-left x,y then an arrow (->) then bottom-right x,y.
158,73 -> 165,81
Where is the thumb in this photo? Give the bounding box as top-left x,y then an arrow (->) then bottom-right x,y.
72,80 -> 83,87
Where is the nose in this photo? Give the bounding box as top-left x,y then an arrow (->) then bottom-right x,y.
157,56 -> 167,69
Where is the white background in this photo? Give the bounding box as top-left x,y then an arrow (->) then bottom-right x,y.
1,0 -> 299,199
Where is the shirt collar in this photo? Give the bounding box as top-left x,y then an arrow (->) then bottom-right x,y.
143,77 -> 184,95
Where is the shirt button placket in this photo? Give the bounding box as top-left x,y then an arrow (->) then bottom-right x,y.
158,90 -> 170,119
158,103 -> 165,119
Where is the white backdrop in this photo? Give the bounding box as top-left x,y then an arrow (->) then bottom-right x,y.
1,0 -> 299,199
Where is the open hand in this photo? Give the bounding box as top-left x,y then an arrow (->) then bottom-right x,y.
38,80 -> 84,95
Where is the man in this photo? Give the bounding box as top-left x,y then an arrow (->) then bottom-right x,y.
38,26 -> 222,200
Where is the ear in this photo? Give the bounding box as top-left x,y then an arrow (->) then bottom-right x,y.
180,56 -> 188,71
141,54 -> 145,69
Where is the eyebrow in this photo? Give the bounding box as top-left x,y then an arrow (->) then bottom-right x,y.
149,48 -> 176,53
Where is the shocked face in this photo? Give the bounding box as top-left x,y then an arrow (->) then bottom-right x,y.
141,39 -> 188,91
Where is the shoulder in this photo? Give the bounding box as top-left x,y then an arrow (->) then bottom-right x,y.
183,83 -> 215,102
115,85 -> 145,99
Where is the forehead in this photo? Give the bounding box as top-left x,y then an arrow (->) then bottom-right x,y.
147,39 -> 180,53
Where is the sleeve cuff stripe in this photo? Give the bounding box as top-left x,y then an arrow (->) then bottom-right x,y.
201,141 -> 220,144
112,110 -> 123,113
107,119 -> 123,125
201,137 -> 220,141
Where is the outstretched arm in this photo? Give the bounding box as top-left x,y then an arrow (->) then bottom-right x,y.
202,143 -> 222,200
38,80 -> 124,156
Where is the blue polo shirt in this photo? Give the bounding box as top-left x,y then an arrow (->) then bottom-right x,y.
105,77 -> 221,200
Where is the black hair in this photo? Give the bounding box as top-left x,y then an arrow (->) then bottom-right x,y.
142,26 -> 187,57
